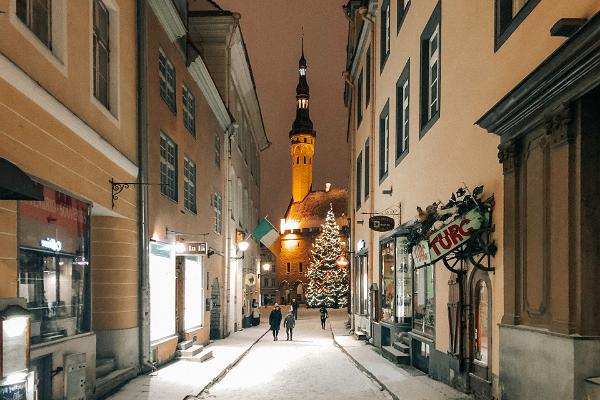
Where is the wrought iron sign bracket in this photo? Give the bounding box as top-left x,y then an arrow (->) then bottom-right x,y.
110,178 -> 166,209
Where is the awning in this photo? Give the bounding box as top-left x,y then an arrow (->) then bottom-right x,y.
0,158 -> 44,200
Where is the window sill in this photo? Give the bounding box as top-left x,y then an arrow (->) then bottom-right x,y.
90,95 -> 120,128
419,111 -> 440,139
395,149 -> 409,167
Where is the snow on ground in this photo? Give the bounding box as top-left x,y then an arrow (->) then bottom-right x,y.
198,308 -> 391,400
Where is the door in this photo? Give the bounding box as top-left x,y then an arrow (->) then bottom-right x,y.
469,268 -> 492,399
175,257 -> 185,340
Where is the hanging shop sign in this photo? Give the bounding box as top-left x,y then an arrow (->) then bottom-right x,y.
428,208 -> 486,262
245,273 -> 257,286
40,237 -> 62,252
175,242 -> 208,256
369,216 -> 395,232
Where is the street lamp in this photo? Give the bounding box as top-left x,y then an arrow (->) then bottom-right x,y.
262,263 -> 271,272
238,240 -> 250,252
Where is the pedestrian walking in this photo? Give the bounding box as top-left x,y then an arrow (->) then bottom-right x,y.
269,303 -> 282,341
284,307 -> 295,341
291,298 -> 299,320
319,305 -> 328,329
251,299 -> 260,326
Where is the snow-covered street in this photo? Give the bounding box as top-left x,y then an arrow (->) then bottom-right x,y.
197,308 -> 390,400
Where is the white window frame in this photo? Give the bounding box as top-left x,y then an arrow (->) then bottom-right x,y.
182,85 -> 196,136
402,80 -> 409,153
183,156 -> 196,213
159,49 -> 176,112
428,25 -> 440,120
214,192 -> 222,235
385,3 -> 391,55
384,115 -> 389,174
160,132 -> 177,201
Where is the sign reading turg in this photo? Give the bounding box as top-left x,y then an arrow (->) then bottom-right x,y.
369,216 -> 395,232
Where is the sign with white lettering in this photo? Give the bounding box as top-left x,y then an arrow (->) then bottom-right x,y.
40,238 -> 62,252
369,216 -> 395,232
175,242 -> 208,256
427,209 -> 486,263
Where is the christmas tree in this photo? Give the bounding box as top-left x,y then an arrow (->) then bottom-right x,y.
306,205 -> 349,308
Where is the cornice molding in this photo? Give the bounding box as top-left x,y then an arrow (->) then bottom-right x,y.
349,0 -> 378,80
477,11 -> 600,141
148,0 -> 186,43
0,52 -> 138,177
187,55 -> 231,130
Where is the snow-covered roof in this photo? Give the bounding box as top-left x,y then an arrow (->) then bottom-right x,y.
284,188 -> 349,229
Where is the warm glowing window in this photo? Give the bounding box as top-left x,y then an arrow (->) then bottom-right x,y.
474,280 -> 489,364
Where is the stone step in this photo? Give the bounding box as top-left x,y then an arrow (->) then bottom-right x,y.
176,344 -> 204,358
392,341 -> 410,354
95,358 -> 116,379
177,340 -> 193,350
181,349 -> 213,363
95,367 -> 137,399
353,329 -> 367,340
382,345 -> 410,365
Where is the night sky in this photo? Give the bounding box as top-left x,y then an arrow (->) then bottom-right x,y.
217,0 -> 350,223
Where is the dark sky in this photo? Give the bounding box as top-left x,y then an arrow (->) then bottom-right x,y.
217,0 -> 350,223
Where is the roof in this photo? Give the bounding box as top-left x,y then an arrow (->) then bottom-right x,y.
284,188 -> 349,229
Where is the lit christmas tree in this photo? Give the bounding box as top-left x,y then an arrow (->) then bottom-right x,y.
306,205 -> 349,307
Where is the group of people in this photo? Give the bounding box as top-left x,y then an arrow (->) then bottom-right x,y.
268,299 -> 329,341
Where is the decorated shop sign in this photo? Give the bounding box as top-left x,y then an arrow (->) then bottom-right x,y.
175,242 -> 208,256
369,215 -> 395,232
428,208 -> 486,263
412,240 -> 432,267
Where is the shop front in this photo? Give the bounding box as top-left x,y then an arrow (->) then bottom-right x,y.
17,184 -> 93,400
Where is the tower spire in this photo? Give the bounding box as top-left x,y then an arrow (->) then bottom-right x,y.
291,34 -> 314,137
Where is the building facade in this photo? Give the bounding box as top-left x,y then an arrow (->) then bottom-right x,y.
344,0 -> 600,399
0,0 -> 139,398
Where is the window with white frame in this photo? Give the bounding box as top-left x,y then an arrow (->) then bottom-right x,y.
215,131 -> 221,168
366,47 -> 371,106
183,156 -> 196,213
213,192 -> 222,235
397,0 -> 410,32
16,0 -> 52,48
182,86 -> 196,136
357,70 -> 363,126
396,61 -> 410,161
159,50 -> 176,112
160,132 -> 177,201
420,2 -> 441,135
380,0 -> 390,70
379,102 -> 389,181
92,0 -> 110,109
364,138 -> 370,201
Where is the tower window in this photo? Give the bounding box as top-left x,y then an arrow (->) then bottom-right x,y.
287,263 -> 291,273
299,263 -> 303,273
296,156 -> 299,164
304,156 -> 306,164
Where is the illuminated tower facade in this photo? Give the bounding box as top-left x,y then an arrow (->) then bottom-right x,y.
290,43 -> 316,203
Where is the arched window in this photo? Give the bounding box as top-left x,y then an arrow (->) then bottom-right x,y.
296,156 -> 299,164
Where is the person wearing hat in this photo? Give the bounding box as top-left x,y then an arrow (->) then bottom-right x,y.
284,306 -> 296,341
269,303 -> 283,341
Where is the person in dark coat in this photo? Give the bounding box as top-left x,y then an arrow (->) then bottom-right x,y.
291,298 -> 299,320
269,303 -> 283,341
284,307 -> 296,341
319,306 -> 328,329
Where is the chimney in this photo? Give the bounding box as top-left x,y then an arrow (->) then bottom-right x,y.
325,183 -> 331,192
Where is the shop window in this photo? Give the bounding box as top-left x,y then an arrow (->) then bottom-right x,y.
17,186 -> 90,345
395,237 -> 412,322
183,156 -> 196,213
397,0 -> 410,33
395,61 -> 410,163
150,242 -> 175,341
92,0 -> 109,109
356,151 -> 362,210
380,240 -> 395,323
357,255 -> 368,315
184,256 -> 203,329
357,70 -> 363,126
419,2 -> 441,137
413,263 -> 435,337
380,0 -> 390,71
474,280 -> 489,365
213,192 -> 222,235
379,101 -> 389,182
159,50 -> 176,113
182,86 -> 196,136
495,0 -> 540,50
364,138 -> 370,201
160,132 -> 178,201
17,0 -> 52,49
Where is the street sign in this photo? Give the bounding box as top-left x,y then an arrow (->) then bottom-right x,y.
175,242 -> 208,256
368,215 -> 395,232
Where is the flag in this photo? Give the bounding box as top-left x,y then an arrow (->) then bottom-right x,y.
252,218 -> 279,248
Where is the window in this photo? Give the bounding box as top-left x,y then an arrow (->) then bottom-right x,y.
182,86 -> 196,136
299,263 -> 303,273
92,0 -> 109,108
213,192 -> 222,234
357,70 -> 363,126
366,47 -> 371,106
495,0 -> 540,50
420,2 -> 441,136
379,101 -> 390,182
364,138 -> 370,200
286,263 -> 291,273
356,255 -> 368,315
215,131 -> 221,168
380,0 -> 390,70
356,151 -> 362,210
183,157 -> 196,213
160,132 -> 178,201
396,61 -> 410,162
159,50 -> 176,112
380,240 -> 395,323
413,263 -> 435,337
16,0 -> 52,49
397,0 -> 410,32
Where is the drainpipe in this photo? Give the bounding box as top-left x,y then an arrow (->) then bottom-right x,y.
223,121 -> 238,337
136,0 -> 153,372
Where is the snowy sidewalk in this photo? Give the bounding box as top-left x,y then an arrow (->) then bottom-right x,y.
106,322 -> 269,400
330,319 -> 472,400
